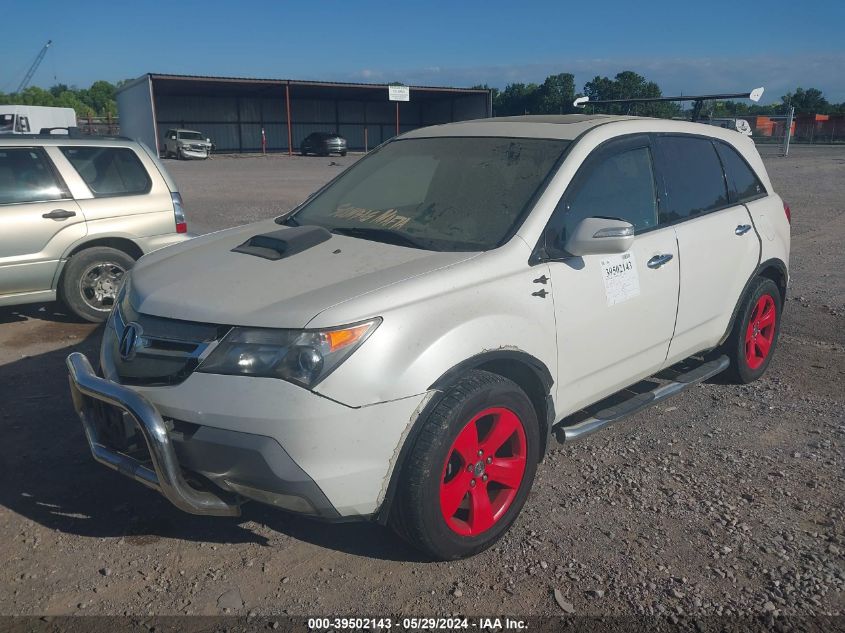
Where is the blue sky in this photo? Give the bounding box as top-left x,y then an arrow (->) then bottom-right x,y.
3,0 -> 844,104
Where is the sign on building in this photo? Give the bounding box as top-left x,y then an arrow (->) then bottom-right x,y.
388,85 -> 410,102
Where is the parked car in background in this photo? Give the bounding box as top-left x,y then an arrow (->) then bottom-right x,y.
67,115 -> 789,559
300,132 -> 347,156
162,129 -> 213,160
0,133 -> 191,321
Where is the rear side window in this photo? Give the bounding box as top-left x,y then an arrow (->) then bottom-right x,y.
656,136 -> 729,223
60,146 -> 151,197
551,146 -> 658,249
714,141 -> 766,202
0,148 -> 69,205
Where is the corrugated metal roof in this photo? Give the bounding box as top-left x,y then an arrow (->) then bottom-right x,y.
116,73 -> 490,95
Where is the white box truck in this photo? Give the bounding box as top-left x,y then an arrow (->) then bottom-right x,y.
0,105 -> 77,134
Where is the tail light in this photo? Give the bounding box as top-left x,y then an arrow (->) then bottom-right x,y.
172,192 -> 188,233
783,201 -> 791,225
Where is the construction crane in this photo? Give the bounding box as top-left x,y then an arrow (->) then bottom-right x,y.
16,40 -> 52,93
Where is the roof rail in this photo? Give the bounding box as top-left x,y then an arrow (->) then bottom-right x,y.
6,128 -> 134,142
39,126 -> 85,137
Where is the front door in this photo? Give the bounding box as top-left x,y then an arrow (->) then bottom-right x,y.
0,147 -> 85,297
540,135 -> 680,417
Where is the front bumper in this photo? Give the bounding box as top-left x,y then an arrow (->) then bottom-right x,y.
69,342 -> 430,518
66,352 -> 240,516
179,147 -> 209,159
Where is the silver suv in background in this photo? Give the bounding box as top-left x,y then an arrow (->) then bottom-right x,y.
162,129 -> 213,160
0,134 -> 191,321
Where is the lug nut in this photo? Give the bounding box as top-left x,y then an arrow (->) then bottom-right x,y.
482,474 -> 488,482
470,479 -> 476,487
477,449 -> 483,457
486,456 -> 492,464
467,465 -> 474,473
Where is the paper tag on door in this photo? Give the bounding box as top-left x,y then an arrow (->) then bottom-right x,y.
599,252 -> 640,306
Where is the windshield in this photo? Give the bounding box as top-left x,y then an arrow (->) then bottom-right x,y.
281,136 -> 569,252
179,131 -> 204,140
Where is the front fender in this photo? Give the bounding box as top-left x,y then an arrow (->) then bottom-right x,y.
313,257 -> 558,408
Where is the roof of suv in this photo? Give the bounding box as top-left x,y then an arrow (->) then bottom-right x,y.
402,114 -> 735,142
0,135 -> 138,147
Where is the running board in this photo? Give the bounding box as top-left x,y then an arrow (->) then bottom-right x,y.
553,355 -> 730,443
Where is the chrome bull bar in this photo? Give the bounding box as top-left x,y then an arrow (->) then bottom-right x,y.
66,352 -> 240,517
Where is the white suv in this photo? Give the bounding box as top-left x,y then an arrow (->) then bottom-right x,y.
67,115 -> 790,559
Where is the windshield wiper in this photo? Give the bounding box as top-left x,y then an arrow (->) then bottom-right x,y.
330,227 -> 428,250
275,213 -> 299,226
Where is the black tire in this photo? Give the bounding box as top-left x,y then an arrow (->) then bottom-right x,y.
300,144 -> 308,156
722,277 -> 782,383
340,151 -> 347,157
390,370 -> 540,560
60,246 -> 136,323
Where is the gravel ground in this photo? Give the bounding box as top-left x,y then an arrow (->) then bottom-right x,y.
0,146 -> 842,620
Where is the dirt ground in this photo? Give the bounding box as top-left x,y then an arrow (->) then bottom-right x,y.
0,146 -> 842,620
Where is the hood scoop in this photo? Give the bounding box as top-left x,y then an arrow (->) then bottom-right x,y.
231,225 -> 332,261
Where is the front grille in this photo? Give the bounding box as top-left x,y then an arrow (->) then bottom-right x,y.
188,144 -> 206,151
107,303 -> 230,386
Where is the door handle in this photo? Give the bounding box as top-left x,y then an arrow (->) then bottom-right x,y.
647,253 -> 673,269
42,209 -> 77,220
735,224 -> 752,236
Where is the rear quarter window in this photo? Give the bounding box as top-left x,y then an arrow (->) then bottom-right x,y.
714,141 -> 766,202
60,146 -> 151,197
655,136 -> 729,223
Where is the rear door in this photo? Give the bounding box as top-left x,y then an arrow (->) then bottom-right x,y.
542,134 -> 681,415
653,134 -> 761,362
54,145 -> 174,239
0,146 -> 85,297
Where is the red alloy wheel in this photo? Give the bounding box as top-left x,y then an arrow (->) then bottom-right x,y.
439,407 -> 527,536
744,294 -> 777,370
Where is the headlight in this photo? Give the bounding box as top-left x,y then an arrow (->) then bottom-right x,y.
197,319 -> 381,388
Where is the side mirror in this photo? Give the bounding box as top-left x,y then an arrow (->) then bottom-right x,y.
564,217 -> 635,256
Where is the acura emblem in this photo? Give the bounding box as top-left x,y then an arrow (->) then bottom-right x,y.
119,322 -> 143,361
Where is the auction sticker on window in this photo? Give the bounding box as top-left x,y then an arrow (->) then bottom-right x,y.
599,252 -> 640,306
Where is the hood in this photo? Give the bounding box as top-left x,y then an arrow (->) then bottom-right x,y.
129,220 -> 476,328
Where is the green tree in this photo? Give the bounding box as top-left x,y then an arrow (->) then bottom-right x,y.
583,71 -> 680,118
494,82 -> 540,116
85,80 -> 117,115
536,73 -> 576,114
781,87 -> 829,114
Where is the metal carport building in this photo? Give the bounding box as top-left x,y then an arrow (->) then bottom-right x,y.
116,73 -> 492,155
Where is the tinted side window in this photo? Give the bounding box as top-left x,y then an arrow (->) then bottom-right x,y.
548,145 -> 658,251
60,147 -> 151,197
714,141 -> 766,202
656,136 -> 728,223
0,148 -> 68,205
